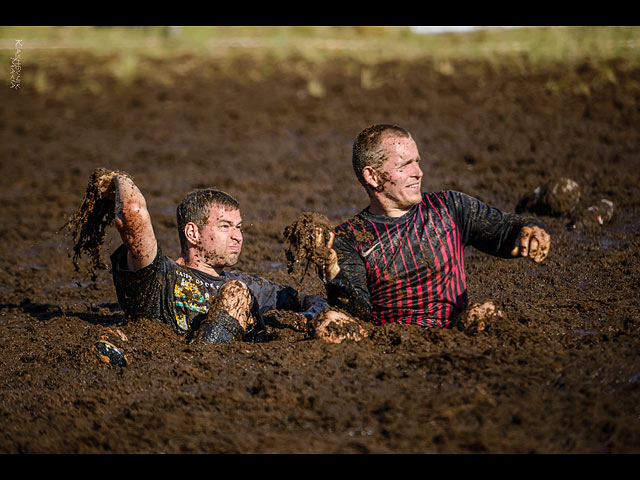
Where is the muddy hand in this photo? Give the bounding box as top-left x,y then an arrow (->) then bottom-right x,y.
311,309 -> 368,344
511,225 -> 551,263
314,227 -> 340,281
96,170 -> 118,200
459,301 -> 503,334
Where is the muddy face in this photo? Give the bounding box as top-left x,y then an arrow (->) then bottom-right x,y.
370,136 -> 423,213
195,205 -> 243,269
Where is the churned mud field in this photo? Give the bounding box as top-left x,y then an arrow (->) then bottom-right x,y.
1,44 -> 640,453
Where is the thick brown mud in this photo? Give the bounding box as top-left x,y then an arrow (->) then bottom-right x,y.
1,52 -> 639,453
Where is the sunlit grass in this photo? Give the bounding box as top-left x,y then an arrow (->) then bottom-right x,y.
2,26 -> 639,65
2,26 -> 640,95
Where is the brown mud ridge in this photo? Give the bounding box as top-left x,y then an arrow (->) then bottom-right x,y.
1,53 -> 639,453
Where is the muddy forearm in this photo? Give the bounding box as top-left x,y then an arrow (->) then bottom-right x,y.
325,235 -> 373,321
112,174 -> 157,271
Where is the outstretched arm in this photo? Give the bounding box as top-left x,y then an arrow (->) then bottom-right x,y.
448,191 -> 551,263
99,172 -> 157,272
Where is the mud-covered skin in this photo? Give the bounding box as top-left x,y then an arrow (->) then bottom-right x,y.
207,279 -> 254,331
455,300 -> 504,335
307,307 -> 370,344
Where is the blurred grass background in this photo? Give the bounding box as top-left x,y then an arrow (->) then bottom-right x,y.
2,26 -> 640,97
2,26 -> 640,64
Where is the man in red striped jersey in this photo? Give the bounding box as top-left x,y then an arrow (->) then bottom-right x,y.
315,124 -> 550,331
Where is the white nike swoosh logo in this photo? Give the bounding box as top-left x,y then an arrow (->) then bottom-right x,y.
362,241 -> 380,257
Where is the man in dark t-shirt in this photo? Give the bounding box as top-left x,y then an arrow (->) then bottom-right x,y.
111,244 -> 315,341
311,124 -> 551,331
98,170 -> 330,344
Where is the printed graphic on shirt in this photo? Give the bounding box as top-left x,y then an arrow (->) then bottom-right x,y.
173,273 -> 212,331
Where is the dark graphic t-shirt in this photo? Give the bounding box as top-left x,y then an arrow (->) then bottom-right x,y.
326,191 -> 545,328
111,244 -> 307,335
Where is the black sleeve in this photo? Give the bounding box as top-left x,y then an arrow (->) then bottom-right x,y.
325,232 -> 373,321
110,244 -> 166,320
446,191 -> 546,258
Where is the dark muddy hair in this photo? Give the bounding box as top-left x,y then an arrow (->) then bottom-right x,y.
352,124 -> 413,188
176,188 -> 240,252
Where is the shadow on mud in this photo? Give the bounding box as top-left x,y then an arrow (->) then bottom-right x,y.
1,299 -> 126,326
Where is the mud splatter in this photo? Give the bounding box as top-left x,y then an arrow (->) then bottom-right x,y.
283,212 -> 333,282
64,168 -> 130,279
516,177 -> 581,217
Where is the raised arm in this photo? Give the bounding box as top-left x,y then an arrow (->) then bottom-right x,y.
98,171 -> 157,272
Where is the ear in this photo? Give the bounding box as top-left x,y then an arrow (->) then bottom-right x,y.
362,166 -> 380,191
184,222 -> 201,246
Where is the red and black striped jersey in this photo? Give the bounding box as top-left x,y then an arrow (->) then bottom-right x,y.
326,191 -> 544,328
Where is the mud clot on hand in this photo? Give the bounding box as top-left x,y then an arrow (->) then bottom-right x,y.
307,308 -> 369,344
456,301 -> 503,335
283,212 -> 333,282
567,198 -> 615,230
64,167 -> 132,279
93,340 -> 128,367
516,177 -> 581,217
191,279 -> 259,344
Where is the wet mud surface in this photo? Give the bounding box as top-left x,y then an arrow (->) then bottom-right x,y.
1,52 -> 640,453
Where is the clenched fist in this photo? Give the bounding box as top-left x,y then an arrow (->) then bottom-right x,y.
511,225 -> 551,263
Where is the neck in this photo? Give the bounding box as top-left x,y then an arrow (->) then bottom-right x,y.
177,250 -> 223,277
367,195 -> 412,218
